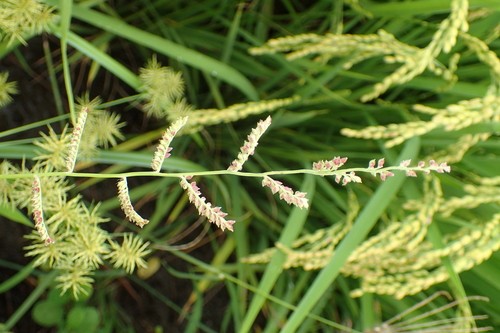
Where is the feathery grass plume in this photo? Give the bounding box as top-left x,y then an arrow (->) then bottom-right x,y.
105,233 -> 151,274
0,0 -> 56,45
262,176 -> 309,209
117,177 -> 149,228
0,72 -> 18,107
177,96 -> 299,133
84,110 -> 125,148
66,106 -> 89,172
139,55 -> 185,118
341,95 -> 499,148
31,176 -> 54,245
179,176 -> 235,231
364,292 -> 491,333
228,116 -> 272,172
151,116 -> 188,172
33,125 -> 71,171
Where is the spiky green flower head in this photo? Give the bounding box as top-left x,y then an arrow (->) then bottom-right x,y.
0,0 -> 56,45
139,55 -> 185,118
34,125 -> 71,171
106,233 -> 151,274
0,72 -> 17,107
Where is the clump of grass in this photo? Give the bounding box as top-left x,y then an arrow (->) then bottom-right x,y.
0,0 -> 498,332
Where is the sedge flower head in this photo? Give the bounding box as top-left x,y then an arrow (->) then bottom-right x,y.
0,72 -> 17,107
139,55 -> 185,118
106,234 -> 151,274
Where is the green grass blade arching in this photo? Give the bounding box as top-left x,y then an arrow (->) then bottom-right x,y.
48,28 -> 142,90
43,0 -> 259,100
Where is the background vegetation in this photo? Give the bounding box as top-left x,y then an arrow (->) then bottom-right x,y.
0,0 -> 499,332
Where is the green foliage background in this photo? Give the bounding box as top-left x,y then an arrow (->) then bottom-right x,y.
0,0 -> 499,332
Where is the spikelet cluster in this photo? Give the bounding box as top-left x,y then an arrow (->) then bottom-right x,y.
106,233 -> 151,274
262,176 -> 309,209
245,176 -> 500,299
341,95 -> 499,148
33,125 -> 71,171
0,0 -> 56,45
31,176 -> 54,245
139,55 -> 186,119
66,107 -> 88,172
250,0 -> 471,101
151,116 -> 188,172
0,72 -> 18,107
179,176 -> 235,232
228,116 -> 272,172
177,96 -> 299,133
117,177 -> 150,228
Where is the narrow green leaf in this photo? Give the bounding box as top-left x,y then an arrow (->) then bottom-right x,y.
240,174 -> 316,333
43,0 -> 258,100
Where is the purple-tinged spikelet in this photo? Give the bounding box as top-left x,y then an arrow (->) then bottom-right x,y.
262,176 -> 309,209
117,177 -> 149,228
66,107 -> 88,172
179,176 -> 235,231
31,176 -> 54,245
228,116 -> 272,172
151,116 -> 188,172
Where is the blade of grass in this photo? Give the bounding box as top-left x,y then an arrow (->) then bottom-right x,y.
58,0 -> 74,122
280,137 -> 420,333
0,261 -> 35,293
43,0 -> 259,100
48,28 -> 141,90
0,204 -> 32,227
239,174 -> 315,333
4,271 -> 58,331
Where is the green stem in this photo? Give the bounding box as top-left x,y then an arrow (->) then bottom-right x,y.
4,270 -> 58,331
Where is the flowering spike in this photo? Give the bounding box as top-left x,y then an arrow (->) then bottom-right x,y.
151,116 -> 188,172
399,159 -> 411,167
66,107 -> 88,172
406,170 -> 417,177
179,176 -> 235,231
228,116 -> 272,172
262,176 -> 309,209
117,177 -> 149,228
313,156 -> 348,173
377,158 -> 385,168
31,176 -> 54,245
379,171 -> 395,181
